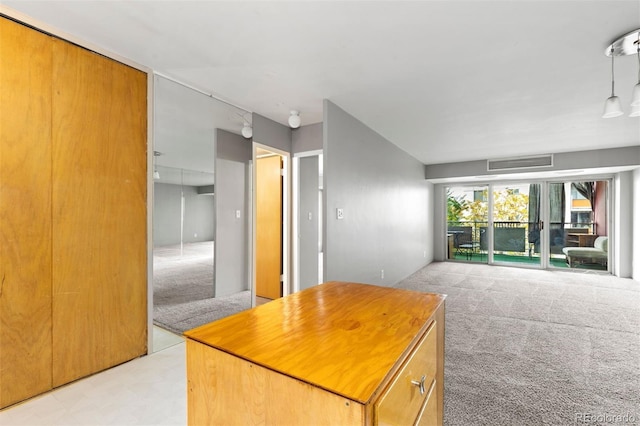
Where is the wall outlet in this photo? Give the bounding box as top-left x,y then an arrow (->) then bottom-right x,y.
336,208 -> 344,220
381,269 -> 384,279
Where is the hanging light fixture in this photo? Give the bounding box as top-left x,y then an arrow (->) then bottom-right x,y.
603,46 -> 623,118
153,151 -> 162,180
630,33 -> 640,115
603,28 -> 640,118
241,122 -> 253,139
288,110 -> 301,129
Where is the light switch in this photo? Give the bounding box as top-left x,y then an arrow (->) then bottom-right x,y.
235,210 -> 241,219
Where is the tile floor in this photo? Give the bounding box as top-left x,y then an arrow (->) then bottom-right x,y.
0,327 -> 187,426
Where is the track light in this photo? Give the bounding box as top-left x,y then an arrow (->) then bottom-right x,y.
242,122 -> 253,139
602,28 -> 640,118
288,110 -> 301,129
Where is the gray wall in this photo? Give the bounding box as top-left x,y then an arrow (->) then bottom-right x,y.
215,129 -> 252,297
293,122 -> 323,153
323,100 -> 430,286
153,182 -> 214,247
426,146 -> 640,180
634,168 -> 640,281
615,171 -> 633,278
299,156 -> 320,290
253,113 -> 292,153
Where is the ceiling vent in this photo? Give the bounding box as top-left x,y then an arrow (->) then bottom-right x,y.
487,154 -> 553,171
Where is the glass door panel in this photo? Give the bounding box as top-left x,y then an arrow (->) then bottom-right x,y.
492,184 -> 541,267
548,180 -> 609,271
446,186 -> 488,263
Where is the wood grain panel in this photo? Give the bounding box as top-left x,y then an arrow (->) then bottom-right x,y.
0,18 -> 53,408
51,39 -> 147,386
187,339 -> 364,425
256,155 -> 282,299
186,282 -> 446,404
375,321 -> 437,425
415,380 -> 439,426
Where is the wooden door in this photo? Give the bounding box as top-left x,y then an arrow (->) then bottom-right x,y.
51,39 -> 147,386
256,155 -> 282,299
0,18 -> 53,408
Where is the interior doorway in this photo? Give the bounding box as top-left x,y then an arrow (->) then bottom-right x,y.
292,152 -> 324,292
253,144 -> 290,302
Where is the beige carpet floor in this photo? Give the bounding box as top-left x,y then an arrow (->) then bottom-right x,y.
395,262 -> 640,426
153,241 -> 250,334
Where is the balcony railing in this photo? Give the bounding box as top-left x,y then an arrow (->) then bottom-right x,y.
447,221 -> 595,256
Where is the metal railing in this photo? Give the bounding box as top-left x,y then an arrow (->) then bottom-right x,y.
447,221 -> 595,255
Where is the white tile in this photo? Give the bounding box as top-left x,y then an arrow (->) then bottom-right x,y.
0,344 -> 186,426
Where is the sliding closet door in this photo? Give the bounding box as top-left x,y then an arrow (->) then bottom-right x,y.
51,39 -> 147,386
0,18 -> 53,408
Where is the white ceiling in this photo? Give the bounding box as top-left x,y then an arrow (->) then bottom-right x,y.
3,0 -> 639,166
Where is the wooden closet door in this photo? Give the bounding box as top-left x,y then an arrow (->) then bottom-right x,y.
0,18 -> 53,408
51,39 -> 147,386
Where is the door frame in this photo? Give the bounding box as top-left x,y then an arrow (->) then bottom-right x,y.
292,149 -> 323,293
251,142 -> 291,306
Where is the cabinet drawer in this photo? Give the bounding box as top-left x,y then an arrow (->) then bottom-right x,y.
375,320 -> 437,425
415,379 -> 438,426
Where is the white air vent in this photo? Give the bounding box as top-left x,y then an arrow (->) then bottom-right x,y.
487,154 -> 553,171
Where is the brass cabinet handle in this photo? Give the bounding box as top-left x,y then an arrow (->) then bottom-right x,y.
411,375 -> 426,395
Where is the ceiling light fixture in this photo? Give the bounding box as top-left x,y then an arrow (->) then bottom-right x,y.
153,150 -> 162,180
603,46 -> 623,118
241,122 -> 253,139
288,110 -> 301,129
630,33 -> 640,117
603,28 -> 640,118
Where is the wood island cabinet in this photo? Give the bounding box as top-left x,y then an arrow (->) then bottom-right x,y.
185,282 -> 446,425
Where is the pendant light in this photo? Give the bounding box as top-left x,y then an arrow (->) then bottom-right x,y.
603,28 -> 640,118
630,34 -> 640,116
153,151 -> 162,180
602,46 -> 623,118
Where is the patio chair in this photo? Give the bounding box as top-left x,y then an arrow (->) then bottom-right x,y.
457,232 -> 480,260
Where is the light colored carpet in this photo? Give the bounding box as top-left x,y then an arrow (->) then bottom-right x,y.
153,242 -> 251,334
395,262 -> 640,426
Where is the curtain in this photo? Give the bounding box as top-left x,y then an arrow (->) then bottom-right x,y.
549,183 -> 566,249
528,184 -> 541,249
572,182 -> 595,211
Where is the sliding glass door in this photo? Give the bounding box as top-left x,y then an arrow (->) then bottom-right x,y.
491,184 -> 541,267
547,180 -> 609,271
446,186 -> 488,263
446,179 -> 610,272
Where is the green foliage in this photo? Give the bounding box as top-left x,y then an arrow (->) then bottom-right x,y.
447,187 -> 530,224
447,189 -> 468,223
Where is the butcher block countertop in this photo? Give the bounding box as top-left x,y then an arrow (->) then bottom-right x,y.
184,281 -> 446,404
